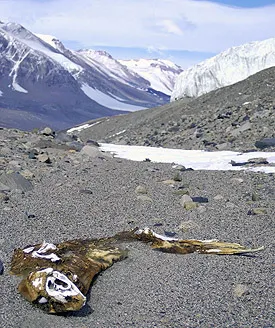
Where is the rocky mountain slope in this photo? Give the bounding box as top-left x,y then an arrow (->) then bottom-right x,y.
171,38 -> 275,101
0,22 -> 178,130
74,67 -> 275,152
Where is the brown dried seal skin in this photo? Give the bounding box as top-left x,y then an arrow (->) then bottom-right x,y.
10,228 -> 264,314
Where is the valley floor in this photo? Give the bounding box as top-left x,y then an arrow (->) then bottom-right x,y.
0,129 -> 274,328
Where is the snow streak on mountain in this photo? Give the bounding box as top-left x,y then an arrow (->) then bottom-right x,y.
0,22 -> 181,130
171,38 -> 275,101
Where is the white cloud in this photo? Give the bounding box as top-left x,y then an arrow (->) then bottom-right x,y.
157,19 -> 184,36
1,0 -> 275,53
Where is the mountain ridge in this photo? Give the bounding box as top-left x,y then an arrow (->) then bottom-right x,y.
171,38 -> 275,101
0,22 -> 180,130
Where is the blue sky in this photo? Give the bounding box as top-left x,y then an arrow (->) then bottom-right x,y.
204,0 -> 275,7
1,0 -> 275,68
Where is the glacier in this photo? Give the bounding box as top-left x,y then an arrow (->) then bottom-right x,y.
171,38 -> 275,101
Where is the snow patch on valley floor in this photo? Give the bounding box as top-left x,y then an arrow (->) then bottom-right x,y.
0,90 -> 3,96
99,144 -> 275,173
81,84 -> 145,111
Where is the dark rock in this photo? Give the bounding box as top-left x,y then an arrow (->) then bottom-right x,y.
217,112 -> 232,119
0,259 -> 4,275
24,211 -> 36,219
164,231 -> 177,238
68,141 -> 84,152
230,158 -> 269,166
86,140 -> 100,147
255,138 -> 275,149
192,196 -> 209,203
188,123 -> 197,129
153,223 -> 163,227
203,140 -> 217,147
79,189 -> 93,194
144,158 -> 151,162
28,149 -> 39,159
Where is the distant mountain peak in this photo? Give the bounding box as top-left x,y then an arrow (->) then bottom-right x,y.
0,21 -> 175,130
79,49 -> 113,58
119,58 -> 183,95
171,38 -> 275,101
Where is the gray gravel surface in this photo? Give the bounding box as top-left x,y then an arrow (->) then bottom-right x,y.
0,141 -> 274,328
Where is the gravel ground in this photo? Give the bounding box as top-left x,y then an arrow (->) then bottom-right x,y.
0,151 -> 274,328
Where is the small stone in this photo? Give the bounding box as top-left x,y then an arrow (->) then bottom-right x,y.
37,153 -> 51,164
197,205 -> 207,213
21,169 -> 35,180
40,127 -> 54,136
233,284 -> 249,297
179,220 -> 199,232
173,165 -> 186,171
230,178 -> 244,184
162,179 -> 176,186
54,132 -> 74,143
180,194 -> 193,207
135,185 -> 147,194
174,189 -> 190,196
247,208 -> 267,215
214,194 -> 224,200
144,158 -> 151,162
251,192 -> 259,201
0,192 -> 9,202
80,145 -> 101,158
184,201 -> 198,210
137,195 -> 153,202
68,141 -> 84,152
173,172 -> 182,182
216,143 -> 229,150
8,160 -> 21,168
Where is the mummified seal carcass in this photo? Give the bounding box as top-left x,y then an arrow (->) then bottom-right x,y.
10,228 -> 264,314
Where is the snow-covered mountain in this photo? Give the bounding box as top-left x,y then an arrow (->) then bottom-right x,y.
76,49 -> 150,89
119,59 -> 183,95
0,22 -> 179,130
171,38 -> 275,101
